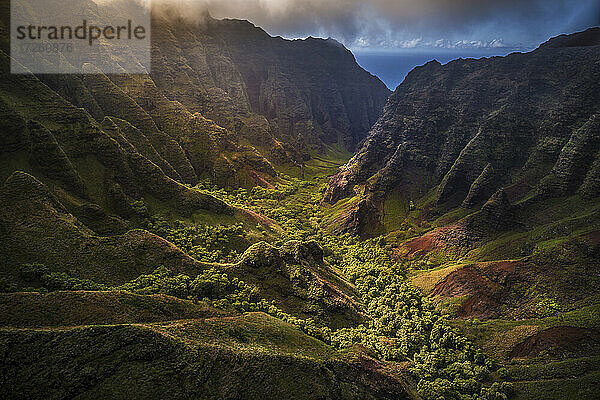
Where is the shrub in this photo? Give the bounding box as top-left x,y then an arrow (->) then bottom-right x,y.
19,263 -> 108,291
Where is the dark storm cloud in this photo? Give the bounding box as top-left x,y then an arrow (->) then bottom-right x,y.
163,0 -> 600,49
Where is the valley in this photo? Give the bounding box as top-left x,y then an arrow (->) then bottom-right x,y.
0,1 -> 599,398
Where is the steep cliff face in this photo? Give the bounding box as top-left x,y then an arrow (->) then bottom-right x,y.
149,13 -> 390,160
1,0 -> 389,194
320,31 -> 600,393
326,28 -> 600,231
0,0 -> 389,240
204,20 -> 390,151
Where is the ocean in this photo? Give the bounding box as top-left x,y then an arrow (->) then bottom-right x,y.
354,48 -> 523,90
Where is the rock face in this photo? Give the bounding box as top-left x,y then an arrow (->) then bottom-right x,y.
151,15 -> 391,158
0,0 -> 389,194
325,28 -> 600,233
0,0 -> 389,236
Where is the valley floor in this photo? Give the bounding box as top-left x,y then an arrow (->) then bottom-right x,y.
1,155 -> 598,399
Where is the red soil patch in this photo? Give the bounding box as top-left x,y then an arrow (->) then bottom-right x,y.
401,231 -> 439,258
431,266 -> 494,298
397,225 -> 459,259
509,326 -> 600,359
585,230 -> 600,244
238,208 -> 281,231
395,220 -> 479,260
248,170 -> 275,189
475,260 -> 518,283
431,260 -> 522,319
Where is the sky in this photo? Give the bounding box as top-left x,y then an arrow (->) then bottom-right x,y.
179,0 -> 600,52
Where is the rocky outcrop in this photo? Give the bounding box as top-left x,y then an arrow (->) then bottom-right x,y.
326,28 -> 600,234
239,241 -> 285,271
281,240 -> 324,265
580,151 -> 600,198
468,188 -> 514,232
537,114 -> 600,198
231,241 -> 363,328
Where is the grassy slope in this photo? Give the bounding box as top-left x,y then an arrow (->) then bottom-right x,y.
0,152 -> 417,398
0,291 -> 229,328
450,305 -> 600,400
400,192 -> 600,399
2,132 -> 597,399
0,292 -> 409,400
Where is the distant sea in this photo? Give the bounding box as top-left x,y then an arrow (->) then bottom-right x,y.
354,48 -> 525,90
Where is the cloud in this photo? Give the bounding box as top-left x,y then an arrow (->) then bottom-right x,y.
157,0 -> 600,49
398,38 -> 423,49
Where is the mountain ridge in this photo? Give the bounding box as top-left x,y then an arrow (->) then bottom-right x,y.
325,27 -> 600,235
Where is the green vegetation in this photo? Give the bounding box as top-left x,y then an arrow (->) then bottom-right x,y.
327,242 -> 512,400
194,178 -> 325,243
9,172 -> 513,399
452,304 -> 600,360
18,263 -> 108,292
190,176 -> 512,399
497,358 -> 600,400
17,263 -> 331,343
118,266 -> 331,341
503,356 -> 600,382
142,217 -> 247,263
2,20 -> 597,400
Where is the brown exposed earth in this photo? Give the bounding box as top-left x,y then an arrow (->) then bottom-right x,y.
431,260 -> 521,319
509,326 -> 600,359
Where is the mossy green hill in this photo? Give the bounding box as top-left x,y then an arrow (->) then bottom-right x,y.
1,312 -> 410,400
